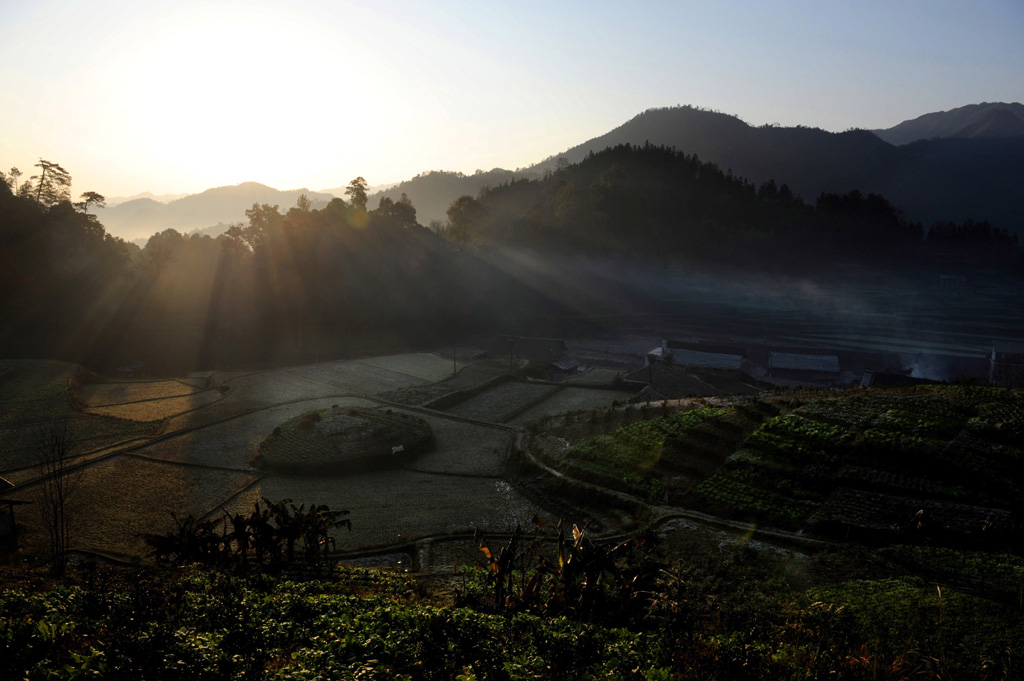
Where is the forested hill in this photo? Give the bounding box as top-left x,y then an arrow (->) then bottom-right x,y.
526,106 -> 1024,235
452,144 -> 1021,271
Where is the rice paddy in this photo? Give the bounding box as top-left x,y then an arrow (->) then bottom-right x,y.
1,356 -> 569,561
77,380 -> 204,406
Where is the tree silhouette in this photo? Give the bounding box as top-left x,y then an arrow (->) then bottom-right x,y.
2,167 -> 22,194
446,195 -> 486,246
36,418 -> 79,576
345,177 -> 369,212
31,159 -> 72,207
76,191 -> 106,216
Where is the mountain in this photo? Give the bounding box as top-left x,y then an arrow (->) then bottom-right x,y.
95,182 -> 335,241
872,102 -> 1024,145
105,191 -> 191,207
522,105 -> 1024,234
367,168 -> 537,227
96,103 -> 1024,239
367,104 -> 1024,233
320,180 -> 398,198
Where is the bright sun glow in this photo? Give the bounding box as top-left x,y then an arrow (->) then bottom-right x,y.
88,5 -> 405,189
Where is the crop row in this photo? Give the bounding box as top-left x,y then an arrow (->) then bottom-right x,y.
613,407 -> 732,450
759,414 -> 852,448
696,474 -> 816,524
566,407 -> 731,474
890,545 -> 1024,595
834,465 -> 970,500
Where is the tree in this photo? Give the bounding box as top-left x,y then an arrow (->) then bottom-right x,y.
76,191 -> 106,216
345,177 -> 368,212
140,228 -> 184,277
3,167 -> 22,194
37,418 -> 79,576
371,192 -> 418,229
31,159 -> 72,207
446,195 -> 486,246
295,193 -> 312,213
241,202 -> 283,252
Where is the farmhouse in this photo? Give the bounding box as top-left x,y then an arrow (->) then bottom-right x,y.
647,340 -> 745,370
990,340 -> 1024,388
768,351 -> 841,384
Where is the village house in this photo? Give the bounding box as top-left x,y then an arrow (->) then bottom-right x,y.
990,340 -> 1024,388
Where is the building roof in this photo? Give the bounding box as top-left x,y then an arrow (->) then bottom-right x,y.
769,352 -> 840,373
552,357 -> 580,371
666,340 -> 747,358
671,348 -> 743,370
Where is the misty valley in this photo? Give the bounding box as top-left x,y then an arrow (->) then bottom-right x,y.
3,104 -> 1024,679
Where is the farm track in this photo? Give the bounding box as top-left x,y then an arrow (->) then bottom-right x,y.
515,439 -> 835,555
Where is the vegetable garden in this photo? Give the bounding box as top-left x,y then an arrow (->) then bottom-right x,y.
694,386 -> 1024,546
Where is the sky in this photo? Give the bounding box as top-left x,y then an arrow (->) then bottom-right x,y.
1,0 -> 1022,199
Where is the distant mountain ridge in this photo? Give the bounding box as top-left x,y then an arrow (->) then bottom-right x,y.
95,182 -> 335,241
106,191 -> 191,207
521,105 -> 1024,233
366,103 -> 1024,232
99,102 -> 1024,240
872,102 -> 1024,145
319,181 -> 399,197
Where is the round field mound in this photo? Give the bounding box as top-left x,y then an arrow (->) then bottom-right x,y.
255,406 -> 433,475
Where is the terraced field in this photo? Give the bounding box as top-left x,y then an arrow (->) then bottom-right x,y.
6,350 -> 1022,573
444,381 -> 560,423
507,387 -> 636,425
0,355 -> 551,561
356,353 -> 467,382
84,390 -> 225,421
129,397 -> 376,469
692,387 -> 1024,543
77,380 -> 204,406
